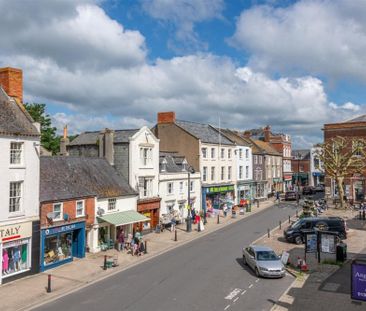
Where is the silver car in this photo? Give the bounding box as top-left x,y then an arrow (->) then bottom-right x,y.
242,245 -> 286,278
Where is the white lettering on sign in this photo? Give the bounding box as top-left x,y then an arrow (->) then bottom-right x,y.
355,272 -> 366,280
225,288 -> 241,300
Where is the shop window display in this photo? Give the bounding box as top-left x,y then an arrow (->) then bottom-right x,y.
44,233 -> 72,266
2,239 -> 29,277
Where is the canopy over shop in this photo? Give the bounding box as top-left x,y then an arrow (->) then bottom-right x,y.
97,210 -> 150,250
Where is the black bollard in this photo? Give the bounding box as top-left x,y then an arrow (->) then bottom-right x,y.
217,214 -> 220,224
144,240 -> 147,254
47,274 -> 52,293
257,200 -> 260,208
103,255 -> 107,270
363,211 -> 366,220
279,220 -> 281,229
198,221 -> 201,232
296,210 -> 298,217
175,230 -> 178,241
288,215 -> 291,224
267,228 -> 270,238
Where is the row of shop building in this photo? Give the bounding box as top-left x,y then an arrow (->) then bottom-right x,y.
0,67 -> 296,284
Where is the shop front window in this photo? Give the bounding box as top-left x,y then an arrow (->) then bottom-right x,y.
44,233 -> 72,266
2,239 -> 30,277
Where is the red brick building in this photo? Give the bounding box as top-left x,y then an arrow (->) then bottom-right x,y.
291,150 -> 311,187
323,116 -> 366,202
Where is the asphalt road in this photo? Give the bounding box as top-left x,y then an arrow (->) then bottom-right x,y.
34,202 -> 299,311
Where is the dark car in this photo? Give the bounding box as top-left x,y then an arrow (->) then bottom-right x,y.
285,191 -> 298,201
315,184 -> 325,192
284,217 -> 347,244
302,186 -> 315,195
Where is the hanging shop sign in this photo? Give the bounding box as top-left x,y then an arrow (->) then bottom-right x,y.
207,185 -> 234,194
0,221 -> 32,242
351,259 -> 366,302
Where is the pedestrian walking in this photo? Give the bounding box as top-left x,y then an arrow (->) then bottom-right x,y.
118,230 -> 125,252
276,191 -> 280,203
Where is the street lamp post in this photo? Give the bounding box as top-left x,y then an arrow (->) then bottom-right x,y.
186,168 -> 192,232
296,152 -> 301,205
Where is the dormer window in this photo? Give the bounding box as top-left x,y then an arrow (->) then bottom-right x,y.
182,159 -> 188,171
161,158 -> 167,172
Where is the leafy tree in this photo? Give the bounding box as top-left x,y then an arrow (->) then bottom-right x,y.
318,136 -> 366,209
24,103 -> 60,154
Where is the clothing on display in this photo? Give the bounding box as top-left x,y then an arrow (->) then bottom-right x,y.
2,241 -> 29,276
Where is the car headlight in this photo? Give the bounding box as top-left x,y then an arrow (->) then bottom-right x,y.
259,266 -> 269,271
286,230 -> 293,234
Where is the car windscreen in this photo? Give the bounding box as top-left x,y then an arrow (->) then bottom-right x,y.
291,220 -> 302,229
256,251 -> 278,261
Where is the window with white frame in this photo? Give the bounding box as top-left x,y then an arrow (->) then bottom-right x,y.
239,149 -> 243,159
228,149 -> 231,159
246,166 -> 249,178
9,181 -> 22,213
108,198 -> 116,210
203,166 -> 207,182
228,166 -> 232,180
10,142 -> 23,165
140,147 -> 152,166
190,181 -> 194,192
53,202 -> 63,220
179,181 -> 184,193
239,166 -> 243,179
211,166 -> 215,180
76,200 -> 85,217
259,156 -> 262,164
254,155 -> 257,164
202,148 -> 207,159
211,148 -> 215,159
221,148 -> 225,159
221,166 -> 225,180
245,149 -> 249,159
139,177 -> 153,197
167,182 -> 174,194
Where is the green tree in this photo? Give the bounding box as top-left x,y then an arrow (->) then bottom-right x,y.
24,103 -> 60,154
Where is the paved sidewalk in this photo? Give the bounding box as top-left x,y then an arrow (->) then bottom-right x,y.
1,200 -> 275,311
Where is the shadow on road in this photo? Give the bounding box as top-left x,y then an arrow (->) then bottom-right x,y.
235,257 -> 257,277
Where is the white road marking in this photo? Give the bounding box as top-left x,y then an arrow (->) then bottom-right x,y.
255,279 -> 259,283
225,288 -> 241,300
241,290 -> 247,296
233,297 -> 239,303
249,284 -> 253,288
224,305 -> 231,310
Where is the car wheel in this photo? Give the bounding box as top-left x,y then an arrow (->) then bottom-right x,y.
242,255 -> 247,265
255,267 -> 260,277
295,236 -> 303,245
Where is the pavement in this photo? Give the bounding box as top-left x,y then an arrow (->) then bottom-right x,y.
30,200 -> 298,311
1,198 -> 283,311
253,198 -> 366,311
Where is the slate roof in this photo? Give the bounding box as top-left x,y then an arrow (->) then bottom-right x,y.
292,149 -> 311,160
40,156 -> 137,202
252,140 -> 281,156
0,86 -> 39,137
69,129 -> 139,146
175,120 -> 234,145
159,152 -> 191,173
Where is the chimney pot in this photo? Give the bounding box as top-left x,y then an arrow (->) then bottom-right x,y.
0,67 -> 23,103
157,112 -> 176,124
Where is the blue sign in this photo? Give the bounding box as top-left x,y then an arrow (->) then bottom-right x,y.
44,221 -> 84,236
351,260 -> 366,302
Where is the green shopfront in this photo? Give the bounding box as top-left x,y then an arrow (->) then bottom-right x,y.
202,184 -> 235,216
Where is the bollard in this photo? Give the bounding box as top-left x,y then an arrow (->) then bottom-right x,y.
198,221 -> 201,232
257,200 -> 260,208
175,230 -> 178,241
47,274 -> 52,293
279,220 -> 281,229
103,255 -> 107,270
363,211 -> 366,220
288,215 -> 291,224
267,228 -> 270,238
144,240 -> 147,254
217,214 -> 220,224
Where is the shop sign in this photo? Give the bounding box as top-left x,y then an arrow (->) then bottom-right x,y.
0,221 -> 32,242
351,260 -> 366,302
207,185 -> 234,193
44,222 -> 84,236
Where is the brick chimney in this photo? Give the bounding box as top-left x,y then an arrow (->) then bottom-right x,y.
59,125 -> 70,156
0,67 -> 23,103
99,128 -> 114,165
157,112 -> 176,124
264,125 -> 271,142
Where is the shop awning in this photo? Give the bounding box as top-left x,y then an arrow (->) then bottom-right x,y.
97,210 -> 150,227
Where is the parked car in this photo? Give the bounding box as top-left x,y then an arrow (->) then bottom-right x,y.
302,186 -> 315,195
285,191 -> 298,201
242,245 -> 286,278
315,184 -> 325,192
283,217 -> 347,244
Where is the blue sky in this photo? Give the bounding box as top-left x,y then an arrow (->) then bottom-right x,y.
1,0 -> 365,147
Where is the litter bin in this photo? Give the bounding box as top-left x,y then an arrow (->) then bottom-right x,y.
336,243 -> 347,262
246,203 -> 251,213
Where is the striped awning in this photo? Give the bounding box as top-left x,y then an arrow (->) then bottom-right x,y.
97,210 -> 150,227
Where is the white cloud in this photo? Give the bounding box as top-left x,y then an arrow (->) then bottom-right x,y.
230,0 -> 366,82
141,0 -> 224,51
